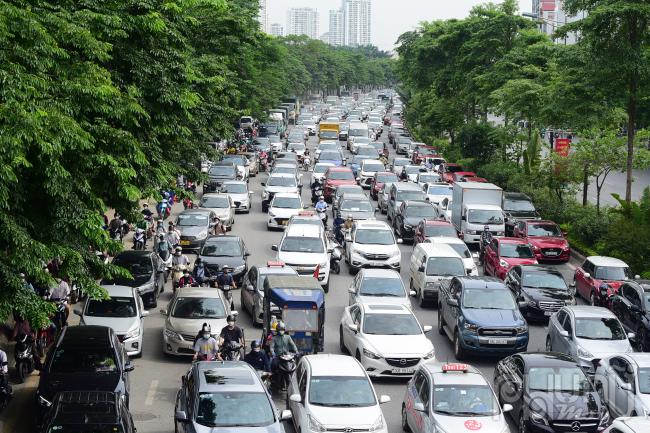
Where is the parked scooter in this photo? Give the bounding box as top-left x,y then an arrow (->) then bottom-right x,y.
14,333 -> 35,383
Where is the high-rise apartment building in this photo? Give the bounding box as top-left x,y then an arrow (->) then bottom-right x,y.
532,0 -> 584,44
328,9 -> 345,46
270,23 -> 284,37
286,7 -> 319,40
258,0 -> 268,33
343,0 -> 372,47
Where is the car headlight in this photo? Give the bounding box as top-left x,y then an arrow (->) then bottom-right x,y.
577,346 -> 593,359
599,408 -> 610,426
463,322 -> 479,332
198,230 -> 208,238
496,231 -> 505,236
234,265 -> 245,274
363,348 -> 382,359
529,410 -> 548,425
164,328 -> 181,340
268,212 -> 276,218
391,249 -> 401,258
425,281 -> 440,289
499,259 -> 510,269
262,191 -> 269,199
423,349 -> 435,360
515,325 -> 528,335
369,414 -> 384,432
125,327 -> 140,340
320,261 -> 328,269
308,414 -> 326,432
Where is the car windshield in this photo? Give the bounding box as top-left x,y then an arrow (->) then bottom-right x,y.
223,156 -> 246,166
201,196 -> 230,208
426,257 -> 465,276
427,185 -> 452,196
362,163 -> 384,172
638,368 -> 650,394
419,174 -> 441,183
467,209 -> 504,225
201,241 -> 242,257
594,265 -> 633,280
359,277 -> 405,297
377,174 -> 398,183
355,229 -> 394,245
462,288 -> 517,309
171,297 -> 226,319
177,214 -> 208,227
393,159 -> 409,167
522,272 -> 567,290
341,200 -> 373,212
528,223 -> 562,237
309,376 -> 376,407
51,347 -> 118,374
196,392 -> 274,427
500,243 -> 535,258
355,138 -> 371,144
433,384 -> 500,416
272,197 -> 302,209
528,367 -> 592,393
504,198 -> 536,212
446,243 -> 472,258
575,317 -> 626,340
280,237 -> 324,253
222,184 -> 247,194
314,164 -> 333,173
406,205 -> 436,218
209,165 -> 235,176
320,151 -> 342,161
357,149 -> 379,158
85,297 -> 136,318
267,176 -> 296,187
320,130 -> 338,138
112,257 -> 153,276
288,143 -> 305,151
328,171 -> 354,180
424,225 -> 457,238
349,128 -> 368,137
336,187 -> 362,198
273,168 -> 297,176
397,191 -> 425,202
363,313 -> 421,335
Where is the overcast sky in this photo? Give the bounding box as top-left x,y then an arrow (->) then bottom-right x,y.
268,0 -> 528,50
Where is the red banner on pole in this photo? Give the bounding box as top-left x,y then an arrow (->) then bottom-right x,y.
555,138 -> 571,157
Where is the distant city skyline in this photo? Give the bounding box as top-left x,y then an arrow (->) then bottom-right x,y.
286,7 -> 319,39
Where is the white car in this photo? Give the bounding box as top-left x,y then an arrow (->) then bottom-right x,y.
423,182 -> 453,205
417,172 -> 443,188
402,362 -> 512,433
267,193 -> 305,230
269,135 -> 283,152
76,285 -> 148,357
595,353 -> 650,419
346,220 -> 402,272
340,303 -> 435,377
350,136 -> 372,154
603,416 -> 650,433
261,173 -> 299,212
221,180 -> 252,213
199,193 -> 235,228
288,354 -> 390,433
287,141 -> 306,157
358,159 -> 386,189
348,268 -> 415,306
436,196 -> 453,222
403,165 -> 428,182
428,236 -> 479,276
391,157 -> 411,175
315,141 -> 339,159
311,162 -> 335,184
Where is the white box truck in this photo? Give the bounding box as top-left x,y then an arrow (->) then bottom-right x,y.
451,182 -> 505,244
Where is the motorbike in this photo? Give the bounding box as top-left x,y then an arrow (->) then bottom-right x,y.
311,186 -> 324,204
133,228 -> 145,250
109,226 -> 122,242
330,243 -> 343,274
302,155 -> 311,171
14,333 -> 35,383
272,353 -> 297,392
51,298 -> 68,331
0,371 -> 12,412
157,251 -> 173,284
220,283 -> 235,311
35,324 -> 56,359
220,341 -> 243,361
316,207 -> 328,227
172,263 -> 188,291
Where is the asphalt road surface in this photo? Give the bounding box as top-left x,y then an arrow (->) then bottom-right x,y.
0,125 -> 583,433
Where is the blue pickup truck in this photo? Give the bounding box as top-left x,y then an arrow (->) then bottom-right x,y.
437,276 -> 529,359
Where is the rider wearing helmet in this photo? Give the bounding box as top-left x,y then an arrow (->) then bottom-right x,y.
244,340 -> 271,372
270,321 -> 297,359
219,314 -> 244,347
172,247 -> 190,267
479,224 -> 492,265
193,323 -> 219,361
216,266 -> 237,310
178,269 -> 195,288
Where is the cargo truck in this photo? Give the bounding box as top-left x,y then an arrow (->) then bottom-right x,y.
451,182 -> 505,244
318,122 -> 340,142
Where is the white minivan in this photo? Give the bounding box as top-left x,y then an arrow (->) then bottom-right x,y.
273,224 -> 331,292
408,243 -> 467,307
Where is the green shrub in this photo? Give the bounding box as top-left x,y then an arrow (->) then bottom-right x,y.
457,122 -> 499,161
476,161 -> 521,190
456,158 -> 478,172
563,204 -> 612,246
602,219 -> 650,277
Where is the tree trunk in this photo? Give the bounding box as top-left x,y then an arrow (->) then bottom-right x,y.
626,77 -> 636,204
582,164 -> 589,206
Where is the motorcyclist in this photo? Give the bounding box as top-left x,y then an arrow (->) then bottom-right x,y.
310,178 -> 323,203
156,234 -> 172,261
244,340 -> 271,372
479,225 -> 492,265
212,217 -> 227,235
315,197 -> 328,228
172,247 -> 190,267
178,270 -> 195,288
49,277 -> 70,328
0,347 -> 10,392
166,225 -> 180,249
219,315 -> 245,348
192,323 -> 220,361
108,214 -> 122,240
193,257 -> 212,286
343,215 -> 354,231
217,266 -> 237,310
270,322 -> 298,373
333,215 -> 346,244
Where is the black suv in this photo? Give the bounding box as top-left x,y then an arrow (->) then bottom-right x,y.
611,279 -> 650,351
40,391 -> 135,433
494,352 -> 609,433
198,235 -> 250,285
205,161 -> 237,192
393,200 -> 437,242
503,192 -> 540,236
101,250 -> 161,308
36,326 -> 133,420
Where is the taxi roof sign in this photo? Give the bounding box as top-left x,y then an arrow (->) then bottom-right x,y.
267,261 -> 285,267
442,363 -> 469,373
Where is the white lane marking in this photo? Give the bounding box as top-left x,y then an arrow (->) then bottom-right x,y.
145,379 -> 159,406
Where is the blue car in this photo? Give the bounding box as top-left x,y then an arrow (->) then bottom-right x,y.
437,276 -> 528,359
317,150 -> 345,167
348,155 -> 367,177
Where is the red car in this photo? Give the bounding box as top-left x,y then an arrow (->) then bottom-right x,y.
574,256 -> 634,306
513,220 -> 570,262
441,163 -> 464,183
413,219 -> 458,244
451,171 -> 477,183
370,171 -> 399,200
461,176 -> 488,183
483,237 -> 538,280
323,167 -> 356,202
412,146 -> 438,164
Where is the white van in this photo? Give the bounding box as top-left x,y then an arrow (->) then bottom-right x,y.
408,243 -> 467,307
273,225 -> 331,292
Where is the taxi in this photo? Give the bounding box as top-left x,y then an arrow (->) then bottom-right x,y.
401,362 -> 512,433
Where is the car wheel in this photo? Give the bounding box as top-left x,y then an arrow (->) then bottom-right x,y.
519,411 -> 528,433
418,287 -> 427,308
437,308 -> 445,335
148,292 -> 158,309
323,281 -> 329,293
453,330 -> 465,360
339,326 -> 348,354
348,263 -> 357,275
545,336 -> 552,352
401,404 -> 411,432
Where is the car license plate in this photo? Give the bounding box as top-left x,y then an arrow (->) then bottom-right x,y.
488,338 -> 509,345
180,240 -> 190,246
545,251 -> 559,256
544,311 -> 553,316
391,368 -> 414,374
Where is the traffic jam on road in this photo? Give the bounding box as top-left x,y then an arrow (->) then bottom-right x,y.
13,91 -> 650,433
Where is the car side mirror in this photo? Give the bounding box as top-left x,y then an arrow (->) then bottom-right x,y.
271,245 -> 278,251
280,409 -> 292,421
247,284 -> 255,291
423,325 -> 433,333
418,265 -> 425,272
620,382 -> 633,392
503,404 -> 513,413
409,290 -> 417,297
248,191 -> 253,195
289,393 -> 302,403
461,215 -> 466,221
73,308 -> 83,316
261,182 -> 266,186
559,330 -> 570,339
379,395 -> 391,404
231,204 -> 237,208
141,310 -> 150,318
447,298 -> 459,307
347,323 -> 358,333
413,402 -> 426,412
627,332 -> 636,341
518,301 -> 528,310
125,362 -> 135,372
159,308 -> 168,316
583,273 -> 591,279
175,410 -> 189,423
396,238 -> 404,244
348,287 -> 356,294
244,252 -> 251,257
